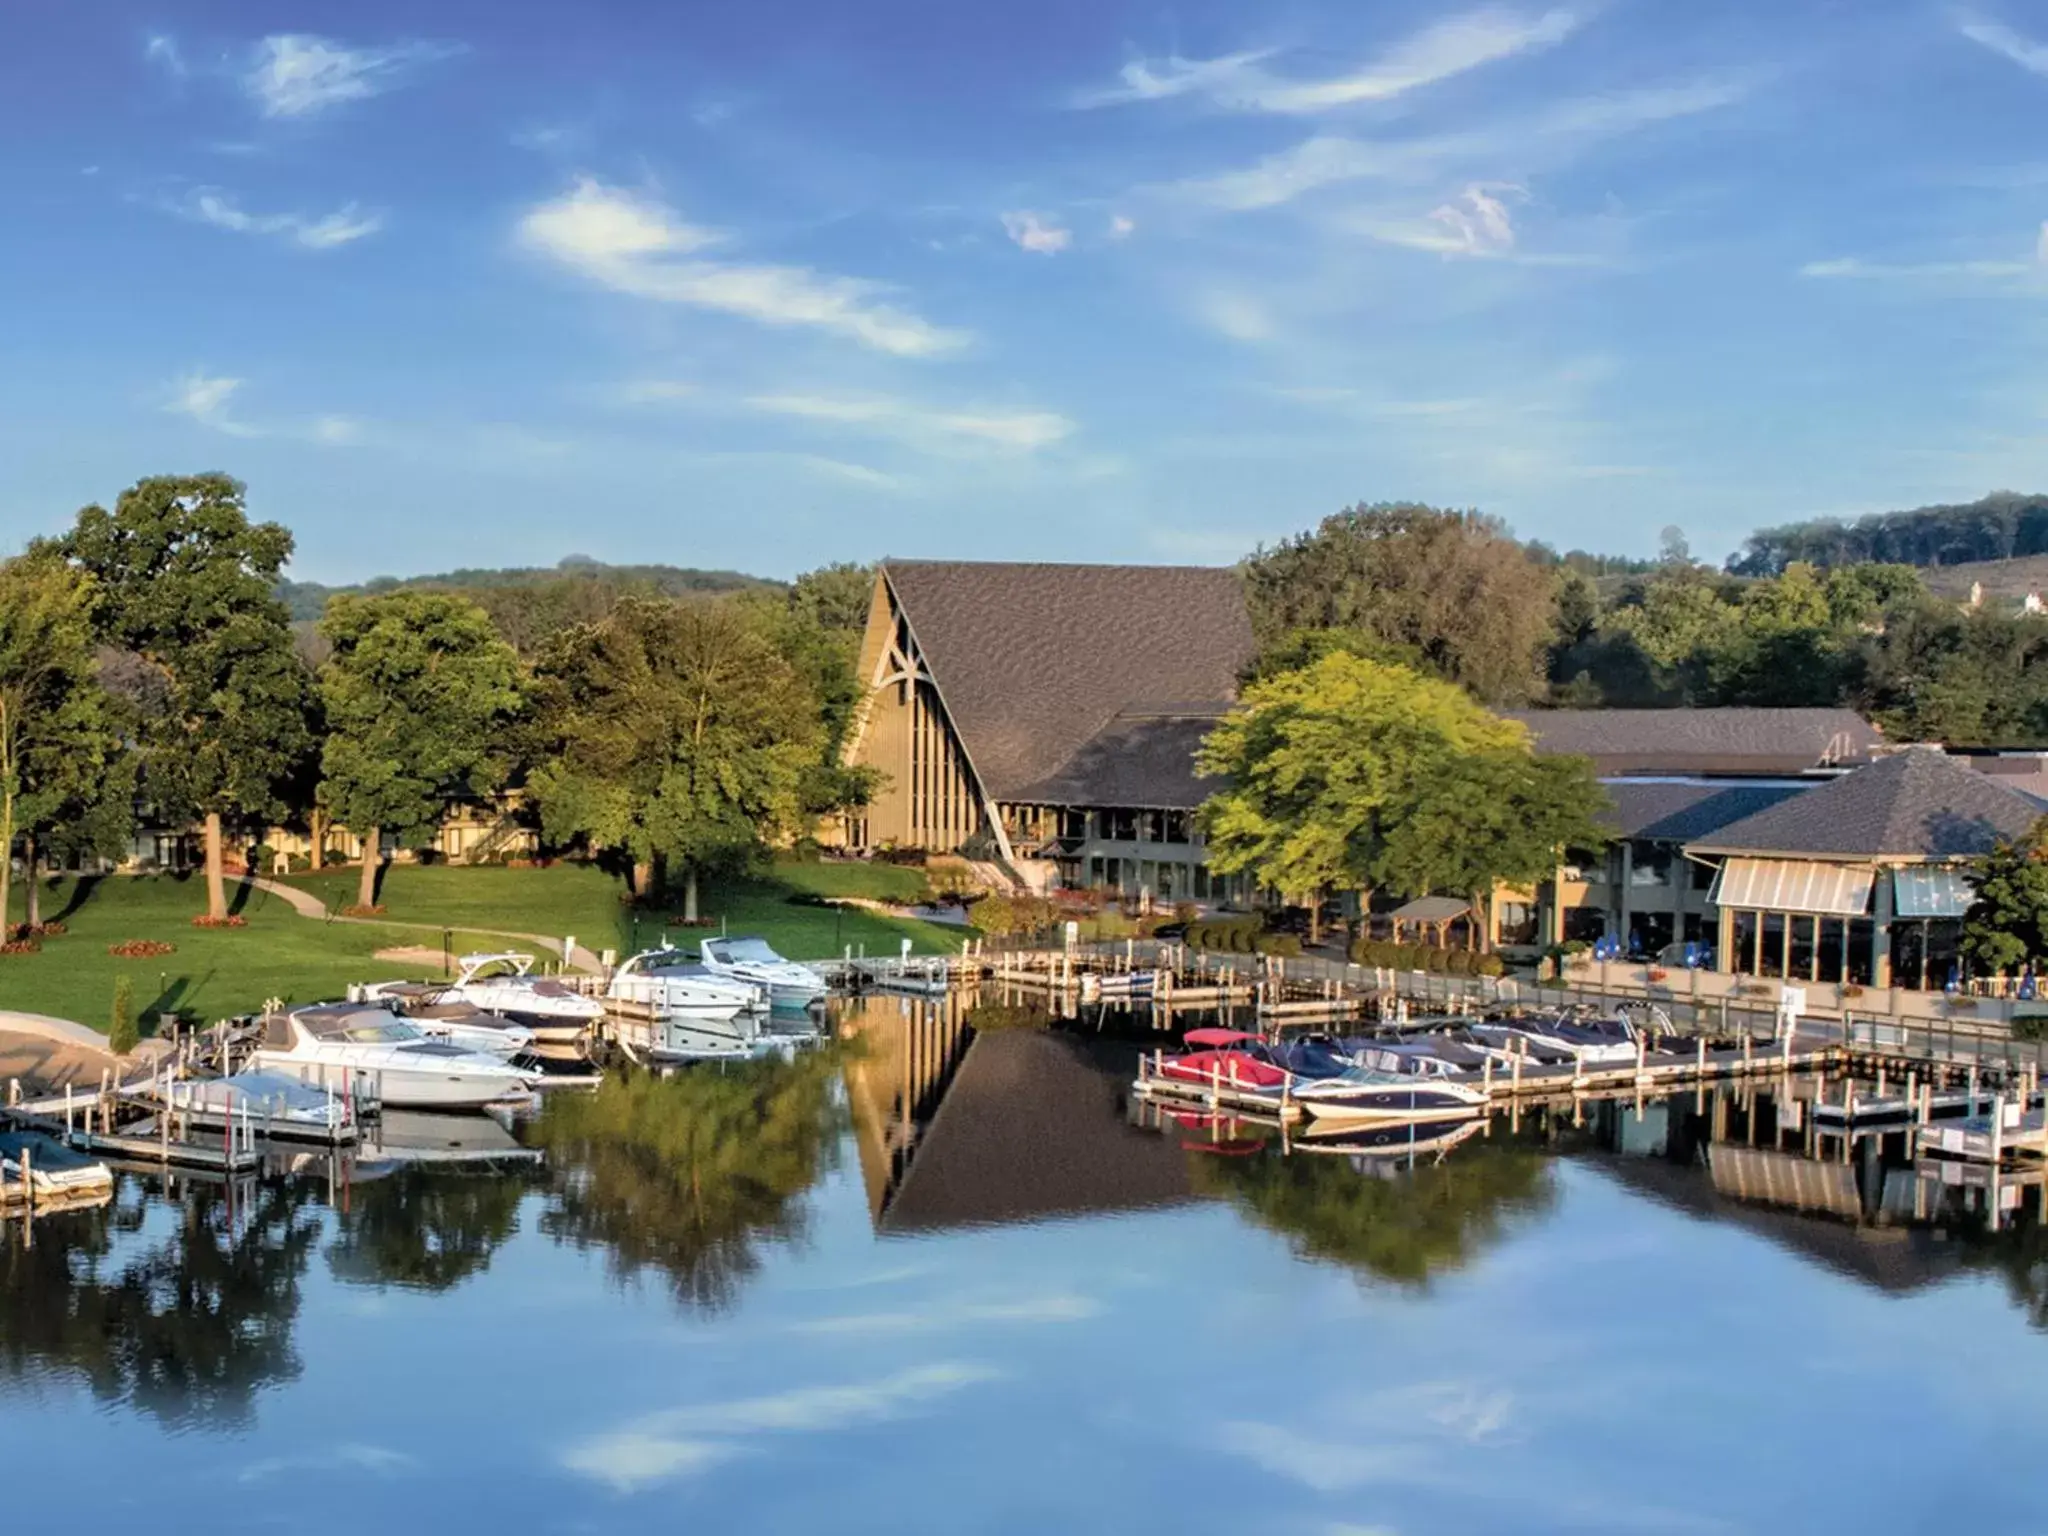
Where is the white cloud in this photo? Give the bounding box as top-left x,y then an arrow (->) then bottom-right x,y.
1799,256 -> 2037,280
175,189 -> 384,250
166,373 -> 258,437
791,1295 -> 1100,1334
312,415 -> 362,445
745,392 -> 1075,451
239,1444 -> 414,1485
245,34 -> 461,118
519,179 -> 967,357
1001,210 -> 1072,254
1369,182 -> 1523,256
1958,14 -> 2048,76
563,1364 -> 998,1493
1170,79 -> 1748,212
1108,213 -> 1137,239
1079,7 -> 1579,114
1196,292 -> 1276,343
144,34 -> 185,77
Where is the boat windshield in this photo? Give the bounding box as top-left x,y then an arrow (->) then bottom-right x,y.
343,1019 -> 423,1044
713,938 -> 782,963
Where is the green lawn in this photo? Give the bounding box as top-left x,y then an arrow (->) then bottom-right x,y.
2,861 -> 969,1033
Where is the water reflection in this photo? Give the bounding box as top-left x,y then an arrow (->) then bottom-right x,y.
528,1047 -> 844,1310
326,1167 -> 530,1292
0,1177 -> 318,1430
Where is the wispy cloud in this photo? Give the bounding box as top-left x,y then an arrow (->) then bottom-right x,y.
144,34 -> 185,77
746,393 -> 1074,450
1079,8 -> 1580,113
245,33 -> 462,118
1372,182 -> 1522,256
1108,213 -> 1137,240
170,188 -> 384,249
519,178 -> 967,357
789,1295 -> 1100,1334
1169,78 -> 1749,212
238,1444 -> 415,1485
166,373 -> 257,436
1957,13 -> 2048,77
1001,210 -> 1072,254
1800,223 -> 2048,283
1195,291 -> 1277,343
563,1364 -> 999,1494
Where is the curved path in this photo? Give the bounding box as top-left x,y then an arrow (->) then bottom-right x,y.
245,877 -> 609,973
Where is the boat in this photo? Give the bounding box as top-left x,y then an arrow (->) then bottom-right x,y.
351,985 -> 538,1059
434,953 -> 604,1045
248,1003 -> 541,1110
1293,1117 -> 1490,1161
1286,1068 -> 1491,1126
1489,1010 -> 1644,1065
698,936 -> 828,1009
1154,1028 -> 1294,1094
0,1129 -> 115,1204
138,1069 -> 355,1141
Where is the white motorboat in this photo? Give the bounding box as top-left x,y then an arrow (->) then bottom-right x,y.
248,1003 -> 540,1110
698,935 -> 828,1009
348,983 -> 539,1059
138,1069 -> 355,1140
1288,1069 -> 1491,1127
444,953 -> 604,1044
609,948 -> 765,1057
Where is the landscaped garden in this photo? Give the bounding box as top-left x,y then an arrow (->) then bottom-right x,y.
0,859 -> 969,1033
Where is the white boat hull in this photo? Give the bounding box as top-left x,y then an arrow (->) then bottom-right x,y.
248,1052 -> 535,1110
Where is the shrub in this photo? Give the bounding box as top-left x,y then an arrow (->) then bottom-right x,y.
2014,1014 -> 2048,1042
1445,949 -> 1474,976
874,845 -> 929,867
1423,947 -> 1450,973
1254,933 -> 1302,958
109,976 -> 138,1055
1475,954 -> 1506,978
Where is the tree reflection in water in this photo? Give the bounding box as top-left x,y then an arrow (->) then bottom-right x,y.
530,1049 -> 843,1311
0,1177 -> 321,1430
326,1168 -> 532,1292
1192,1136 -> 1556,1287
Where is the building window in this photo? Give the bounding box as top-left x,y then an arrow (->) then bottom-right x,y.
1847,919 -> 1874,986
1630,845 -> 1674,887
1788,914 -> 1816,980
1496,900 -> 1537,946
1163,810 -> 1192,844
1058,808 -> 1089,839
1732,911 -> 1759,974
1760,913 -> 1786,978
1098,809 -> 1137,842
1193,865 -> 1213,900
1817,917 -> 1846,984
1563,908 -> 1606,944
1691,859 -> 1715,891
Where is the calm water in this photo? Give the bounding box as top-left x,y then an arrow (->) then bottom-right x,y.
5,992 -> 2048,1535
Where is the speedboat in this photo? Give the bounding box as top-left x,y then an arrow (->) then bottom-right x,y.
1288,1069 -> 1491,1126
1487,1011 -> 1643,1066
698,935 -> 828,1009
138,1069 -> 355,1140
248,1003 -> 540,1111
1337,1036 -> 1493,1078
440,953 -> 604,1045
0,1130 -> 114,1202
608,948 -> 767,1058
351,985 -> 538,1060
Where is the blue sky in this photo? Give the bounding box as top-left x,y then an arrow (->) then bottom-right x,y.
8,2 -> 2048,580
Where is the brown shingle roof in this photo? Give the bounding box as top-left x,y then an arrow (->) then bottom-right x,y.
884,560 -> 1253,801
1008,708 -> 1225,809
1505,707 -> 1882,775
1687,747 -> 2045,859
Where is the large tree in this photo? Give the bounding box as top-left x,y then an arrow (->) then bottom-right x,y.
0,554 -> 124,933
317,591 -> 524,911
528,597 -> 820,918
1197,653 -> 1607,941
1961,818 -> 2048,977
1242,504 -> 1559,704
50,475 -> 311,919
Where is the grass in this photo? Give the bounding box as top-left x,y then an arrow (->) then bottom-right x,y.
1,859 -> 969,1032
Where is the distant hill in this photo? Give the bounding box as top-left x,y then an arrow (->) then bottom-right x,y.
1915,554 -> 2048,603
1730,492 -> 2048,575
278,556 -> 780,622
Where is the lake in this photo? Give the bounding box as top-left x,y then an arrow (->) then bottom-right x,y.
4,990 -> 2046,1534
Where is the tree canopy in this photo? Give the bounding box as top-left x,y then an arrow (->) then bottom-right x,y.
1961,817 -> 2048,977
317,589 -> 524,909
1242,504 -> 1559,704
50,474 -> 311,917
528,597 -> 822,914
1197,652 -> 1608,922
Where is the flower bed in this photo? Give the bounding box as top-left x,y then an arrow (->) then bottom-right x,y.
109,939 -> 177,958
340,904 -> 387,918
191,914 -> 248,929
0,937 -> 41,956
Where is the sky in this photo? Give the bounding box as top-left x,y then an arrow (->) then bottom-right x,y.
9,2 -> 2048,581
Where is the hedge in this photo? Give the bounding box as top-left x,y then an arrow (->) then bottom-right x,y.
1348,937 -> 1503,977
1184,917 -> 1264,954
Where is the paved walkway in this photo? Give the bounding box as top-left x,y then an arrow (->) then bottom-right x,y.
245,876 -> 608,972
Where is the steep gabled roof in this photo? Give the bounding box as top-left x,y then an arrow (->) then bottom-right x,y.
1008,708 -> 1226,810
883,560 -> 1253,801
1506,707 -> 1882,776
1687,748 -> 2045,859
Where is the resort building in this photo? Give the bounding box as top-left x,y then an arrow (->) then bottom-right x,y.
1683,746 -> 2043,989
831,560 -> 1256,899
1512,708 -> 1884,955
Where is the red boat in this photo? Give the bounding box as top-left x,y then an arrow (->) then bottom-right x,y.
1157,1028 -> 1289,1093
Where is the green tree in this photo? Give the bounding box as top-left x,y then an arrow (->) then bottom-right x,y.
0,554 -> 123,935
1961,818 -> 2048,976
1242,504 -> 1558,703
529,597 -> 820,917
108,975 -> 138,1054
316,591 -> 524,911
50,475 -> 311,920
1196,653 -> 1606,942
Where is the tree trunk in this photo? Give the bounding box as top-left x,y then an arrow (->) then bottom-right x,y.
684,866 -> 700,923
23,832 -> 37,931
1307,890 -> 1322,947
1475,892 -> 1493,954
0,788 -> 13,941
309,808 -> 325,872
358,826 -> 381,910
632,859 -> 654,900
204,810 -> 226,921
